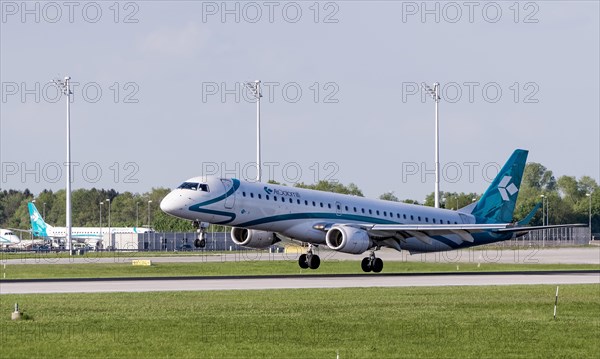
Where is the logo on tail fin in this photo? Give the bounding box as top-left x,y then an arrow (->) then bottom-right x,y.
498,176 -> 519,201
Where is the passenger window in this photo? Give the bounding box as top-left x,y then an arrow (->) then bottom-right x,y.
376,210 -> 380,215
297,199 -> 301,204
242,192 -> 246,197
266,195 -> 270,200
250,193 -> 254,198
312,201 -> 316,206
305,200 -> 308,205
274,196 -> 277,201
425,217 -> 429,222
362,208 -> 365,214
258,194 -> 262,199
320,202 -> 324,208
383,211 -> 387,216
369,209 -> 372,215
328,203 -> 332,209
345,206 -> 349,211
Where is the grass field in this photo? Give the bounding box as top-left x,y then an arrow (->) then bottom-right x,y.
1,260 -> 599,280
1,285 -> 598,358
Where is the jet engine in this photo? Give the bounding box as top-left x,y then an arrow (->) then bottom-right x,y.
230,228 -> 280,248
325,225 -> 372,254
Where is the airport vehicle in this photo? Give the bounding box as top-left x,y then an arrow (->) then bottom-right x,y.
160,149 -> 583,272
27,202 -> 154,249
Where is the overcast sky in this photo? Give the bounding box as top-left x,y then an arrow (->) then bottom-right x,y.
1,1 -> 598,200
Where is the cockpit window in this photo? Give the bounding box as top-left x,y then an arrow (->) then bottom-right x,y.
178,182 -> 210,192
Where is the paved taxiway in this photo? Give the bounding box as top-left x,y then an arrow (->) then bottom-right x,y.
2,247 -> 599,265
1,272 -> 598,294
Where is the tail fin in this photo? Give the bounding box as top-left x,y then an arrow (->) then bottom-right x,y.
471,149 -> 528,223
28,202 -> 50,237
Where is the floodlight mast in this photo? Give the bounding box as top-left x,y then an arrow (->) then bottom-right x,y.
54,76 -> 73,253
245,80 -> 262,182
422,82 -> 441,208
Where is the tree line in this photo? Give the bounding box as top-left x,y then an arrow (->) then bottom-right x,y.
1,163 -> 598,233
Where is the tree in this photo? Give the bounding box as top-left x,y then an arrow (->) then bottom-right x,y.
379,192 -> 399,202
522,163 -> 556,191
294,181 -> 364,197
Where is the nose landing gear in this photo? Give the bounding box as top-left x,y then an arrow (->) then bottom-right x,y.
192,221 -> 209,248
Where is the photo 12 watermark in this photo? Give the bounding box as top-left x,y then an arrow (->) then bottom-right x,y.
2,81 -> 140,104
201,161 -> 340,184
201,81 -> 340,104
402,81 -> 540,104
400,1 -> 540,24
1,1 -> 141,24
201,1 -> 340,23
401,161 -> 501,184
1,161 -> 140,185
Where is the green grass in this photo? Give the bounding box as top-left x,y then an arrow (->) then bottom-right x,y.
1,285 -> 598,358
1,260 -> 598,280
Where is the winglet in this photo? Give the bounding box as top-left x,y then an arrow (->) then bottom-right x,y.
517,202 -> 542,226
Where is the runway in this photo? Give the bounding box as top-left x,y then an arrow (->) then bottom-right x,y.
1,271 -> 598,294
2,247 -> 599,265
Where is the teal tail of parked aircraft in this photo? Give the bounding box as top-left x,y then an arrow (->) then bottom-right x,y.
471,149 -> 528,224
28,202 -> 50,237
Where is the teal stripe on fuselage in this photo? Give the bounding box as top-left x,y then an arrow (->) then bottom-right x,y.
236,212 -> 398,227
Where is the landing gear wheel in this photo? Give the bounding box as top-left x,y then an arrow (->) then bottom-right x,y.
298,254 -> 309,269
308,255 -> 320,270
372,257 -> 384,273
361,257 -> 372,272
194,238 -> 206,248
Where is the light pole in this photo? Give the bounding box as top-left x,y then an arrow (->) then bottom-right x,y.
540,194 -> 546,246
587,193 -> 592,241
106,198 -> 111,250
245,80 -> 262,182
136,202 -> 139,228
54,76 -> 73,253
147,200 -> 153,228
99,202 -> 103,247
422,82 -> 441,208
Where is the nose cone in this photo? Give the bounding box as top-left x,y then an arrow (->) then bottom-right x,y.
160,192 -> 179,215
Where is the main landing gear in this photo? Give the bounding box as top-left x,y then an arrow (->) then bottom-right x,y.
361,250 -> 383,273
298,244 -> 320,270
192,220 -> 208,248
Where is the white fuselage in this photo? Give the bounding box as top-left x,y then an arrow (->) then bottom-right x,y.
160,176 -> 480,252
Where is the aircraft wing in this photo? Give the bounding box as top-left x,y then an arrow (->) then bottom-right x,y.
313,222 -> 587,246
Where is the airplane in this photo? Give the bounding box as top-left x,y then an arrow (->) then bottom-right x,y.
0,228 -> 22,248
27,202 -> 154,249
160,149 -> 584,272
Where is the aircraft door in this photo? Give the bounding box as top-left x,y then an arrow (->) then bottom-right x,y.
221,179 -> 236,209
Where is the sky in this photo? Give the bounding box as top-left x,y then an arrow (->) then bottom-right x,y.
1,1 -> 599,201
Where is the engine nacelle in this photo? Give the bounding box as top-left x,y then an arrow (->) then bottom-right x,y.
230,228 -> 280,248
325,225 -> 372,254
